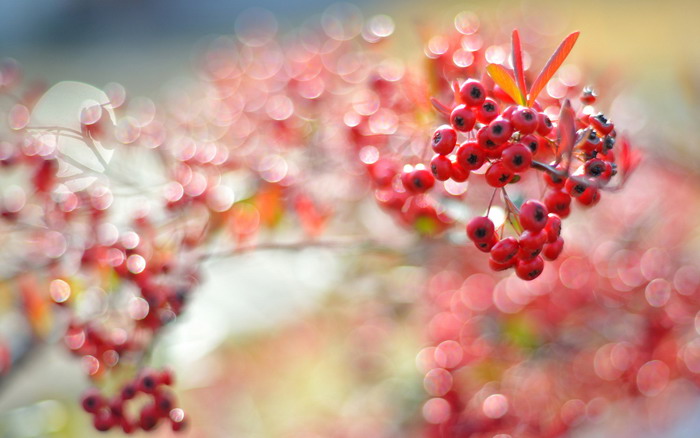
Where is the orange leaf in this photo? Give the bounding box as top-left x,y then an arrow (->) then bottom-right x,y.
527,31 -> 580,106
511,29 -> 527,99
486,64 -> 525,106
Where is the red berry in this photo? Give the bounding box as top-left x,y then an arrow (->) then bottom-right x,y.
584,158 -> 612,184
466,216 -> 495,243
544,190 -> 571,218
590,113 -> 614,136
93,411 -> 115,432
575,186 -> 601,207
490,237 -> 519,264
565,177 -> 590,198
489,258 -> 516,271
81,389 -> 105,414
459,79 -> 486,107
368,157 -> 398,188
450,104 -> 476,132
485,161 -> 514,187
477,98 -> 499,124
543,237 -> 564,260
543,169 -> 566,189
486,117 -> 513,144
431,125 -> 458,155
501,143 -> 532,173
519,229 -> 547,251
515,256 -> 545,281
544,214 -> 562,243
537,113 -> 553,136
139,371 -> 160,394
580,87 -> 597,105
154,390 -> 175,415
450,162 -> 470,182
520,134 -> 541,155
430,155 -> 452,181
511,106 -> 538,134
456,142 -> 485,171
519,200 -> 548,232
403,168 -> 435,193
475,234 -> 499,253
476,125 -> 499,151
139,404 -> 160,431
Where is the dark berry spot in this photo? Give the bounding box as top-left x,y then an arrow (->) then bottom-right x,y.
528,269 -> 541,278
498,173 -> 509,183
523,112 -> 534,121
484,102 -> 495,112
413,177 -> 423,188
574,184 -> 586,194
433,132 -> 442,145
455,116 -> 464,127
534,207 -> 545,222
513,155 -> 523,166
492,125 -> 503,135
431,164 -> 438,175
604,136 -> 615,150
468,154 -> 478,164
476,228 -> 487,238
470,87 -> 482,99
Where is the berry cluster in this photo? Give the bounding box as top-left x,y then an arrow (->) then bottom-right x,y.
80,368 -> 186,433
418,30 -> 637,280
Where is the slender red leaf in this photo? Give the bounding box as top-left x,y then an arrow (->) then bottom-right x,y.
527,31 -> 580,106
511,29 -> 527,100
430,97 -> 452,117
486,64 -> 525,106
619,134 -> 642,182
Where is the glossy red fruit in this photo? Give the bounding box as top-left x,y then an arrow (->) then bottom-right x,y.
431,125 -> 458,155
537,113 -> 553,136
81,389 -> 105,414
490,237 -> 519,263
485,161 -> 514,187
543,169 -> 566,189
519,229 -> 547,251
543,237 -> 564,260
486,117 -> 513,144
93,411 -> 115,432
459,79 -> 486,107
477,98 -> 499,124
456,142 -> 485,171
476,125 -> 499,151
489,258 -> 515,271
544,190 -> 571,218
368,157 -> 398,188
138,371 -> 160,394
403,168 -> 435,193
575,186 -> 601,207
430,155 -> 452,181
501,143 -> 532,173
565,177 -> 590,198
519,200 -> 548,232
520,134 -> 541,155
584,158 -> 612,184
466,216 -> 495,243
580,87 -> 597,105
511,106 -> 538,134
590,113 -> 614,135
475,234 -> 499,253
450,104 -> 476,132
139,404 -> 160,431
544,214 -> 562,243
450,162 -> 470,182
515,256 -> 544,281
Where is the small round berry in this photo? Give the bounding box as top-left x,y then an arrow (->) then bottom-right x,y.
403,168 -> 435,193
368,157 -> 398,188
139,404 -> 160,431
486,117 -> 513,144
456,142 -> 485,171
520,134 -> 541,155
501,143 -> 532,173
93,411 -> 115,432
544,214 -> 562,243
490,237 -> 519,264
543,170 -> 566,189
450,162 -> 470,182
477,98 -> 499,124
475,234 -> 499,253
537,113 -> 553,136
590,113 -> 614,135
485,161 -> 514,187
139,371 -> 159,394
565,177 -> 589,198
81,389 -> 105,414
517,244 -> 543,261
580,87 -> 597,105
476,126 -> 498,150
121,383 -> 137,401
544,190 -> 571,218
459,79 -> 486,107
501,105 -> 516,120
154,390 -> 175,415
511,106 -> 538,134
431,125 -> 458,155
575,186 -> 601,207
515,256 -> 544,281
519,229 -> 547,251
430,155 -> 452,181
584,158 -> 612,184
466,216 -> 495,243
543,237 -> 564,261
519,200 -> 548,232
489,258 -> 516,272
450,104 -> 476,132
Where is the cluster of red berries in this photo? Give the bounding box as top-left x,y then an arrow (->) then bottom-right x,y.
80,368 -> 186,433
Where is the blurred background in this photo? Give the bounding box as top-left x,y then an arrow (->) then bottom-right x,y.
1,0 -> 700,437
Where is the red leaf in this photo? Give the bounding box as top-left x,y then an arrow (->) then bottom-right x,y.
430,98 -> 452,118
527,31 -> 580,106
511,29 -> 527,100
486,64 -> 525,106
